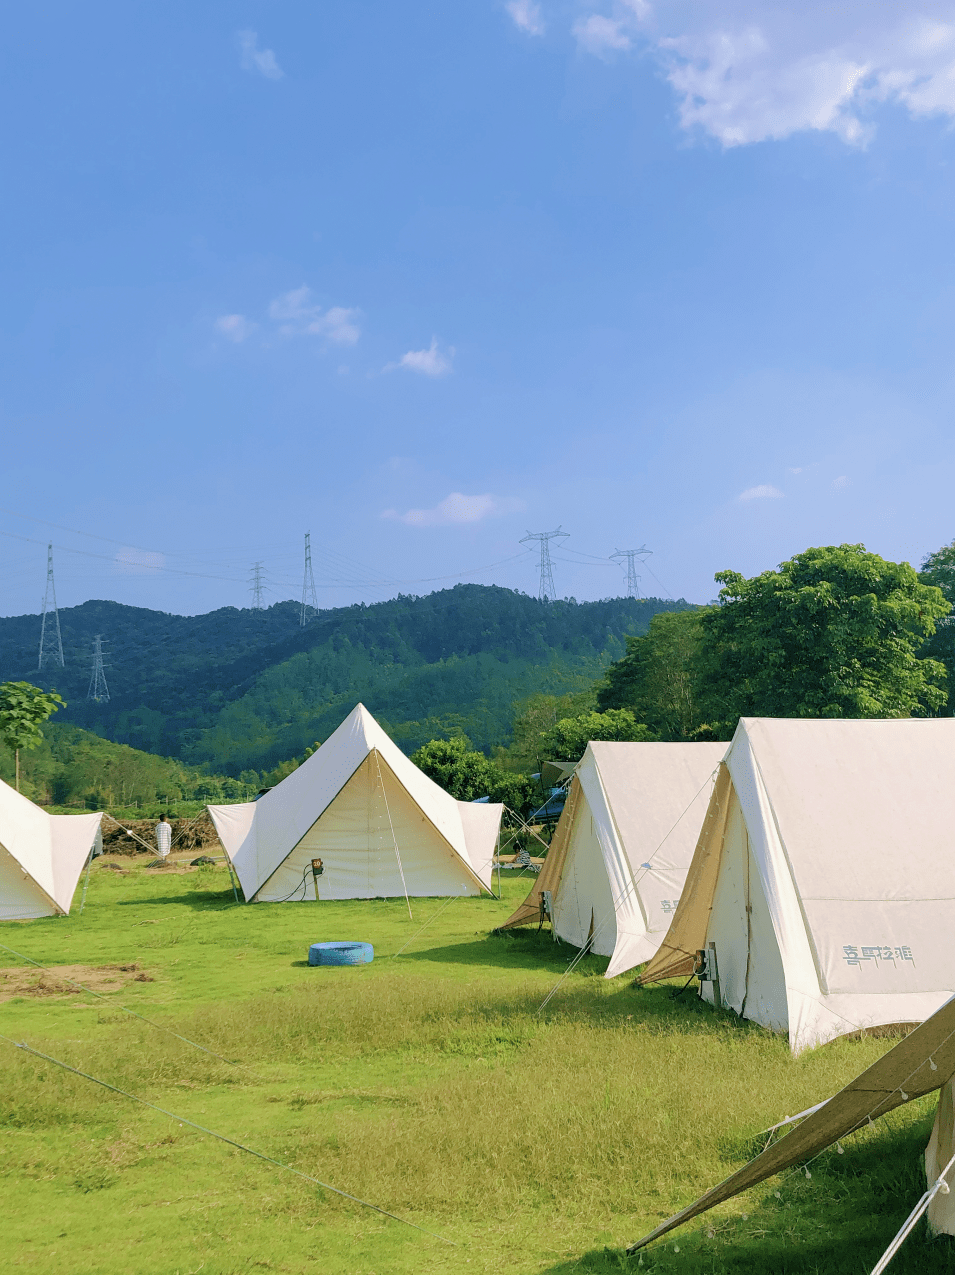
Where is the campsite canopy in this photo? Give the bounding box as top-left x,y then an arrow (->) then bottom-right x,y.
628,991 -> 955,1254
641,717 -> 955,1052
0,777 -> 102,921
499,741 -> 724,977
208,704 -> 502,903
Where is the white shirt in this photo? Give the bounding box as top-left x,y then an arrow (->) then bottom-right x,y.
156,821 -> 172,857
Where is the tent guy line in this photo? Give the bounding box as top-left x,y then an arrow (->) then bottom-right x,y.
0,1035 -> 456,1247
0,941 -> 253,1073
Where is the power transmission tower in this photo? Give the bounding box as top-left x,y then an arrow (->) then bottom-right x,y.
87,634 -> 110,703
519,527 -> 569,602
300,532 -> 318,626
249,562 -> 266,610
37,542 -> 65,671
610,547 -> 652,599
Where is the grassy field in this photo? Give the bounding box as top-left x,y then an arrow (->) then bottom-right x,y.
2,858 -> 954,1275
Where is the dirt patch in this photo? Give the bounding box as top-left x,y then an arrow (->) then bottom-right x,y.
101,812 -> 224,858
0,962 -> 155,1002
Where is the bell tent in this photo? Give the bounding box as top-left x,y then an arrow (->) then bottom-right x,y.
499,741 -> 724,977
0,778 -> 102,921
640,717 -> 955,1052
208,704 -> 502,903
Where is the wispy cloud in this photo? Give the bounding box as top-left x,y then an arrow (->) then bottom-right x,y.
572,3 -> 955,146
507,1 -> 545,36
387,337 -> 454,377
832,474 -> 850,489
738,484 -> 784,501
268,286 -> 361,344
382,492 -> 524,526
574,14 -> 632,55
215,314 -> 256,343
237,30 -> 283,80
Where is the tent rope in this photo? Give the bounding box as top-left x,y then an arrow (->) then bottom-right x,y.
0,941 -> 251,1072
0,1035 -> 454,1246
390,895 -> 458,959
373,750 -> 413,920
870,1147 -> 955,1273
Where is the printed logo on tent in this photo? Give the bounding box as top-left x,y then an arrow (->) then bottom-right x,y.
842,944 -> 915,968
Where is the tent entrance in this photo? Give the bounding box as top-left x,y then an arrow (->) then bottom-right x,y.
254,752 -> 483,902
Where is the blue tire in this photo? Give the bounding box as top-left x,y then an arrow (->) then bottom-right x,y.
308,941 -> 374,967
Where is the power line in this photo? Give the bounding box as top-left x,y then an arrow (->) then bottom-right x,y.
610,547 -> 652,599
86,634 -> 110,702
300,532 -> 318,626
519,527 -> 569,602
37,543 -> 64,671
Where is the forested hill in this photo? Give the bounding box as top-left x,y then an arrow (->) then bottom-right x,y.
0,585 -> 693,774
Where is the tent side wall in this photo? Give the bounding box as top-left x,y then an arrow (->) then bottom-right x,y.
455,800 -> 503,891
552,792 -> 617,957
49,812 -> 103,914
0,841 -> 54,920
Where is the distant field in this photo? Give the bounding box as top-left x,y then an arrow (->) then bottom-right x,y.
1,861 -> 952,1275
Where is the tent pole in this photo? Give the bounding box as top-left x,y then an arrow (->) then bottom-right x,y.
225,859 -> 240,903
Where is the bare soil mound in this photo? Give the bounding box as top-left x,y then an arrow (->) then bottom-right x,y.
0,962 -> 155,1002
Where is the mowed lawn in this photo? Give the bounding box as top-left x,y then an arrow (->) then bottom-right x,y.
2,860 -> 954,1275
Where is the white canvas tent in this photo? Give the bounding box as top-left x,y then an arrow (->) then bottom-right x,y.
628,991 -> 955,1256
0,778 -> 102,921
499,741 -> 724,977
208,704 -> 502,903
641,717 -> 955,1052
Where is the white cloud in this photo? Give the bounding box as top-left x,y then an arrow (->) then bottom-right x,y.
832,474 -> 850,488
382,492 -> 524,526
237,30 -> 283,81
574,14 -> 632,55
115,548 -> 164,575
215,314 -> 256,343
389,337 -> 454,377
572,3 -> 955,146
738,484 -> 784,500
268,286 -> 361,344
507,1 -> 545,36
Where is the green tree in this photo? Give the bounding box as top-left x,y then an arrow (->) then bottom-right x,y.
597,610 -> 708,739
538,709 -> 655,762
697,544 -> 949,734
411,736 -> 532,814
0,681 -> 66,791
919,539 -> 955,713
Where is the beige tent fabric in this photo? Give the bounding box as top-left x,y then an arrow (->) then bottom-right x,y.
628,994 -> 955,1253
497,776 -> 582,930
926,1078 -> 955,1234
637,763 -> 733,983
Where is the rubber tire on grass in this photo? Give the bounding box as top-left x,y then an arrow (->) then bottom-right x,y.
308,941 -> 374,967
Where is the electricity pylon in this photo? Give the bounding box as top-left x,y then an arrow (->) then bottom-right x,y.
249,562 -> 266,610
520,527 -> 569,602
87,634 -> 110,703
610,547 -> 651,599
37,542 -> 65,671
300,532 -> 318,626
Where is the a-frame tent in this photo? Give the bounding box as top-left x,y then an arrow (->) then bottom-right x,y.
641,717 -> 955,1052
0,778 -> 102,921
498,741 -> 724,977
208,704 -> 502,903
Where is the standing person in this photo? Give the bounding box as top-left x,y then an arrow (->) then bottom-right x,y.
155,812 -> 172,864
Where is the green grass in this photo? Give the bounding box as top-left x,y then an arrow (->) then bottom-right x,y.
2,862 -> 954,1275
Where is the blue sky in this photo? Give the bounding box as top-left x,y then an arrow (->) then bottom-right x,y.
4,2 -> 955,615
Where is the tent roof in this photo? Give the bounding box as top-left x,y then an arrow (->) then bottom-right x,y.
209,703 -> 500,900
629,993 -> 955,1252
